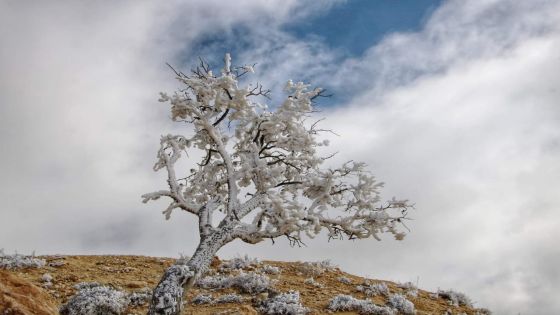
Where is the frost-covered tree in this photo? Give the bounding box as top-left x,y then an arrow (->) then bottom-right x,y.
143,54 -> 412,314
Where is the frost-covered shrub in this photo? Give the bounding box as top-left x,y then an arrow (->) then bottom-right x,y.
191,294 -> 213,305
41,273 -> 53,288
127,288 -> 152,307
338,276 -> 352,284
437,289 -> 473,307
214,293 -> 243,304
388,294 -> 415,315
262,264 -> 281,275
258,290 -> 309,315
397,281 -> 418,297
234,272 -> 272,294
304,277 -> 323,288
0,249 -> 46,269
197,275 -> 230,290
357,281 -> 389,297
327,295 -> 395,315
41,273 -> 53,282
220,254 -> 260,271
59,283 -> 129,315
328,294 -> 362,312
298,260 -> 335,276
196,272 -> 272,294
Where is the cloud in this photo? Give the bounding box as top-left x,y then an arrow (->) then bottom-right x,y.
0,1 -> 338,251
1,0 -> 559,314
307,1 -> 560,313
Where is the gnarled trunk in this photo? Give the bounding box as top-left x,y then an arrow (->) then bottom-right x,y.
147,230 -> 230,315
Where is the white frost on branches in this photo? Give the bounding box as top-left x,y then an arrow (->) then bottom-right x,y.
144,55 -> 412,314
357,281 -> 390,297
437,289 -> 473,307
387,293 -> 416,315
59,283 -> 129,315
220,254 -> 260,271
327,294 -> 395,315
143,54 -> 412,249
60,283 -> 152,314
258,290 -> 309,315
0,249 -> 46,269
196,272 -> 272,294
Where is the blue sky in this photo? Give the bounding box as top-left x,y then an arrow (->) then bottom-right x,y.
286,0 -> 442,56
1,1 -> 560,314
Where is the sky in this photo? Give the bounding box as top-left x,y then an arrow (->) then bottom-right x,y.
1,0 -> 559,314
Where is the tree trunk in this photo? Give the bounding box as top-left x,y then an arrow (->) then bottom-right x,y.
147,230 -> 230,315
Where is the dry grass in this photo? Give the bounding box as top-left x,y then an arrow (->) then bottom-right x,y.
1,255 -> 483,315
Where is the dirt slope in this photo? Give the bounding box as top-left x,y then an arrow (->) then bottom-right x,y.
1,255 -> 487,315
0,269 -> 58,315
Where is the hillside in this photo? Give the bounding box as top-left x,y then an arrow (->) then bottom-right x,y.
0,254 -> 489,315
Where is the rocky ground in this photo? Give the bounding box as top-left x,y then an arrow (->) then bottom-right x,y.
0,254 -> 489,314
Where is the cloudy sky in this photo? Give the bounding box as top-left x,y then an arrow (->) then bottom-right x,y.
1,0 -> 559,313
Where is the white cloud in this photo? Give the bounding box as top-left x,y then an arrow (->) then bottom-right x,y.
1,0 -> 559,314
310,2 -> 560,313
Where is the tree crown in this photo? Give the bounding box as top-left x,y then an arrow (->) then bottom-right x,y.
142,54 -> 412,245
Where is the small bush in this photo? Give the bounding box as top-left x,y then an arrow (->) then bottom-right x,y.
59,283 -> 128,315
220,254 -> 260,271
437,289 -> 473,307
304,277 -> 323,288
387,294 -> 415,315
258,290 -> 309,315
196,272 -> 272,294
234,272 -> 272,294
298,260 -> 335,277
0,249 -> 46,269
262,264 -> 281,275
397,281 -> 418,297
327,295 -> 395,315
356,281 -> 389,297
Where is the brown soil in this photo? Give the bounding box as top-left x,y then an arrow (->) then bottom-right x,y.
1,255 -> 484,315
0,269 -> 58,315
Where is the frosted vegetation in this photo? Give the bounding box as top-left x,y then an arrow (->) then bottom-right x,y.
328,294 -> 396,315
220,254 -> 260,271
297,260 -> 335,277
0,249 -> 46,269
437,289 -> 473,307
60,283 -> 129,315
261,264 -> 281,275
258,291 -> 309,315
357,281 -> 390,297
387,293 -> 416,315
196,272 -> 273,294
328,293 -> 416,315
303,277 -> 323,288
59,282 -> 152,315
397,281 -> 418,297
143,54 -> 412,314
